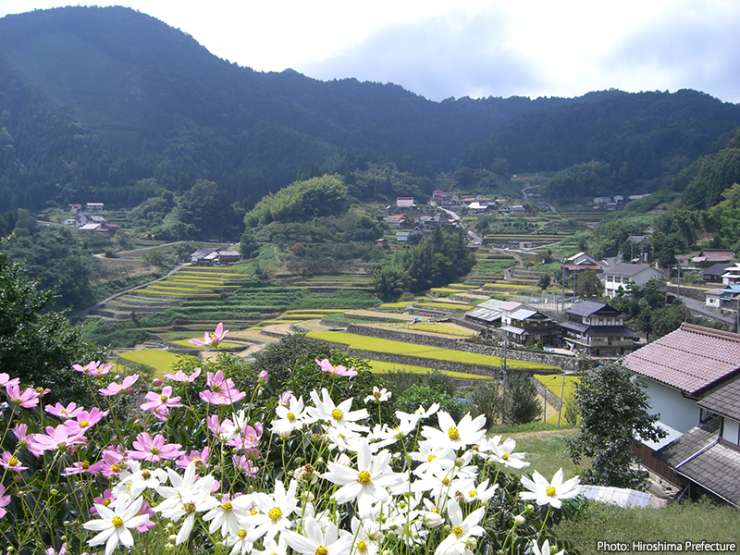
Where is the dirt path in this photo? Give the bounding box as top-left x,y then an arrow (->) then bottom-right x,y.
507,428 -> 576,440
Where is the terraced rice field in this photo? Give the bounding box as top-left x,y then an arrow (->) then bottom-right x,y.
394,322 -> 477,338
168,339 -> 244,351
118,349 -> 197,377
307,331 -> 559,371
367,360 -> 493,381
534,374 -> 580,401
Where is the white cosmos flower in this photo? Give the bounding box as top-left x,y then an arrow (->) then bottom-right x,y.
153,462 -> 218,544
272,395 -> 308,436
364,386 -> 391,403
323,439 -> 405,517
480,436 -> 529,469
532,539 -> 565,555
245,479 -> 299,542
421,498 -> 445,528
434,499 -> 485,555
421,412 -> 486,451
309,388 -> 369,433
223,526 -> 253,555
350,517 -> 380,555
83,495 -> 149,555
203,493 -> 257,538
411,443 -> 456,478
325,425 -> 364,452
519,468 -> 580,509
395,402 -> 440,429
113,461 -> 167,498
254,537 -> 289,555
457,478 -> 498,503
283,516 -> 354,555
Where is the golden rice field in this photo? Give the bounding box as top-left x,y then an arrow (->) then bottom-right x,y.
118,349 -> 197,377
534,374 -> 580,401
367,360 -> 493,381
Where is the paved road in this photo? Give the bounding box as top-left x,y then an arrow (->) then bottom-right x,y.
669,292 -> 735,326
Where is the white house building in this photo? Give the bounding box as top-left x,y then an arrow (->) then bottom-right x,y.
602,262 -> 663,298
624,324 -> 740,507
721,263 -> 740,286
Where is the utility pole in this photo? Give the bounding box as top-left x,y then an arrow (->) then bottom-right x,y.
557,372 -> 566,428
501,332 -> 509,424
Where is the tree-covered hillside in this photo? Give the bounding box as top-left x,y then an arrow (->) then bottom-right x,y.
1,7 -> 740,209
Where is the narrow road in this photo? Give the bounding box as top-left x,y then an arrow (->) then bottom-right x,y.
668,292 -> 735,326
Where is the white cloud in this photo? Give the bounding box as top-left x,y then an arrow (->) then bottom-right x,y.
1,0 -> 739,101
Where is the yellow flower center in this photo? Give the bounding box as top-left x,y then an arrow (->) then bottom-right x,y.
81,460 -> 90,470
8,456 -> 19,467
502,452 -> 510,461
150,448 -> 160,455
268,507 -> 283,522
373,391 -> 381,399
249,508 -> 258,515
110,463 -> 123,473
357,540 -> 368,552
287,411 -> 296,422
546,486 -> 557,497
315,547 -> 329,555
331,408 -> 343,421
111,516 -> 124,528
441,477 -> 451,486
221,501 -> 233,512
452,525 -> 464,537
142,470 -> 151,479
427,454 -> 436,462
160,394 -> 168,402
468,489 -> 477,498
447,427 -> 460,441
102,498 -> 111,507
79,420 -> 90,428
237,528 -> 247,539
183,502 -> 196,514
357,470 -> 372,485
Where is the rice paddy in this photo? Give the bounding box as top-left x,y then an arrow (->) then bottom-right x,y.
534,374 -> 580,401
118,349 -> 197,377
367,360 -> 493,381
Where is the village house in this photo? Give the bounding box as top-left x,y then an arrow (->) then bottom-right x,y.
395,197 -> 416,209
624,235 -> 653,263
559,300 -> 637,357
85,202 -> 104,211
191,249 -> 241,266
705,285 -> 740,309
703,262 -> 733,283
601,262 -> 663,298
691,249 -> 735,268
500,306 -> 559,346
465,299 -> 523,328
721,263 -> 740,286
560,252 -> 602,282
625,324 -> 740,507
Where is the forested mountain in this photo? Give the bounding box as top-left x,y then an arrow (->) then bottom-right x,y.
1,6 -> 739,209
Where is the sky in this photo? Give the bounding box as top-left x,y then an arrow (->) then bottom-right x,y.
1,0 -> 739,102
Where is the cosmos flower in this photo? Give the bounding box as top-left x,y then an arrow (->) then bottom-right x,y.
316,358 -> 358,378
99,374 -> 139,396
5,383 -> 41,409
73,361 -> 112,377
519,468 -> 580,509
127,433 -> 184,463
199,371 -> 246,405
421,412 -> 486,451
83,494 -> 149,555
164,367 -> 202,383
364,386 -> 392,403
190,322 -> 229,347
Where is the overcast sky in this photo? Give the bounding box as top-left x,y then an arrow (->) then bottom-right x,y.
1,0 -> 739,102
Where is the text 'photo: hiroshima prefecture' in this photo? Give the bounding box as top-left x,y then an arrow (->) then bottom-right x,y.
0,1 -> 739,554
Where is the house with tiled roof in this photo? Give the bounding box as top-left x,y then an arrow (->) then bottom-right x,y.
624,324 -> 740,507
602,262 -> 663,298
559,301 -> 637,357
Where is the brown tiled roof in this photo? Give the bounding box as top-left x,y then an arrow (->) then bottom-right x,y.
699,377 -> 740,421
624,323 -> 740,395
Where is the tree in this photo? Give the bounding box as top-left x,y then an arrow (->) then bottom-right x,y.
575,271 -> 602,297
569,362 -> 665,488
373,263 -> 407,302
239,229 -> 259,259
0,255 -> 101,401
505,374 -> 541,424
538,274 -> 551,291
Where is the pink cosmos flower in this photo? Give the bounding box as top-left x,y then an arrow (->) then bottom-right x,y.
62,461 -> 91,476
46,544 -> 66,555
140,386 -> 182,418
1,451 -> 28,472
98,374 -> 139,397
0,484 -> 10,519
315,358 -> 358,378
28,425 -> 86,455
45,402 -> 85,419
136,501 -> 156,532
64,408 -> 108,435
164,367 -> 202,383
232,455 -> 259,478
72,361 -> 112,377
128,432 -> 184,463
279,391 -> 296,406
90,489 -> 114,514
13,423 -> 29,444
227,423 -> 263,452
5,383 -> 40,408
198,371 -> 246,405
88,445 -> 127,478
176,446 -> 210,469
0,373 -> 19,388
258,370 -> 269,384
191,322 -> 228,347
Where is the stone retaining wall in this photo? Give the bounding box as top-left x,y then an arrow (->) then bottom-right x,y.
345,324 -> 574,371
532,378 -> 563,410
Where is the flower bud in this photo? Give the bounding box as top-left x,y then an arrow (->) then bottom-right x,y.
514,514 -> 526,527
168,534 -> 177,542
524,503 -> 535,514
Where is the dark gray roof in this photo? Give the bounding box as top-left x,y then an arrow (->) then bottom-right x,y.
699,377 -> 740,421
661,418 -> 720,466
703,262 -> 733,276
603,262 -> 658,277
676,441 -> 740,507
567,300 -> 613,317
